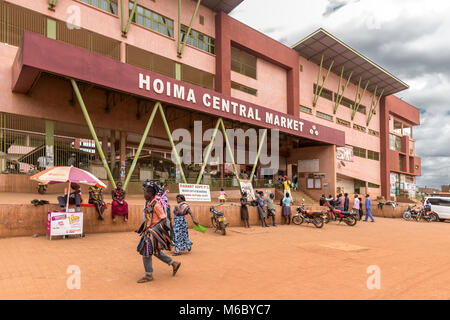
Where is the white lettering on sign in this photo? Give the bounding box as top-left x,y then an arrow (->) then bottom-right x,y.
137,73 -> 318,138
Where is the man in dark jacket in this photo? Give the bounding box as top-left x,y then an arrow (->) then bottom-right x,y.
344,193 -> 350,212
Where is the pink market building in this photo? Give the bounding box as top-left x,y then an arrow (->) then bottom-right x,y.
0,0 -> 421,200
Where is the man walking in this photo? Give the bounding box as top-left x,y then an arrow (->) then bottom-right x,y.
352,194 -> 361,220
364,194 -> 375,222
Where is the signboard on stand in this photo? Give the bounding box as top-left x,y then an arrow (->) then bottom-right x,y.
47,211 -> 83,239
178,184 -> 211,202
239,179 -> 255,201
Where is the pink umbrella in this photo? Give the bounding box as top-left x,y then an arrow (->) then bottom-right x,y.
30,166 -> 107,210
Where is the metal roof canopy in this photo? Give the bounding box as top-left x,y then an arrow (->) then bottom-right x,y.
201,0 -> 244,13
292,28 -> 409,96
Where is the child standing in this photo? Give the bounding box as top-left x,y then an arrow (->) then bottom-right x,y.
218,188 -> 227,203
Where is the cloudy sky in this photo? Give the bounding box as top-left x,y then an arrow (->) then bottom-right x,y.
230,0 -> 450,189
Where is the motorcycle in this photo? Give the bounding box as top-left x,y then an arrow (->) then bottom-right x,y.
210,204 -> 229,235
37,182 -> 48,194
416,207 -> 438,222
403,205 -> 421,221
293,200 -> 324,228
322,201 -> 358,226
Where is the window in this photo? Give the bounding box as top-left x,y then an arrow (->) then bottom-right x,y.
368,183 -> 380,188
199,15 -> 204,25
353,124 -> 366,132
369,129 -> 380,137
389,134 -> 402,152
367,150 -> 380,161
126,44 -> 175,78
130,2 -> 174,37
339,96 -> 354,109
352,146 -> 366,158
231,82 -> 257,96
399,155 -> 405,172
182,64 -> 215,90
307,178 -> 323,190
300,105 -> 312,114
81,0 -> 118,14
336,118 -> 351,128
393,120 -> 402,135
231,47 -> 257,79
316,111 -> 333,121
313,84 -> 333,101
0,1 -> 46,47
181,25 -> 215,54
403,125 -> 412,138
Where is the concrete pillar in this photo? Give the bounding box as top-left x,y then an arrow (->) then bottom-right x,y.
120,131 -> 127,182
120,42 -> 126,63
45,120 -> 54,168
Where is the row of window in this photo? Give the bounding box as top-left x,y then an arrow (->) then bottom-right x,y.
231,82 -> 258,96
347,145 -> 380,161
301,107 -> 380,137
81,0 -> 215,54
313,84 -> 367,115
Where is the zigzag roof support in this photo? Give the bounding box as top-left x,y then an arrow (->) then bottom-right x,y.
333,67 -> 353,114
366,87 -> 384,126
352,77 -> 370,120
313,54 -> 334,107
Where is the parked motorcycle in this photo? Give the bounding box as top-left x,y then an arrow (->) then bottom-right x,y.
322,201 -> 358,226
37,182 -> 48,194
403,205 -> 421,221
210,204 -> 229,235
416,207 -> 438,222
293,199 -> 324,228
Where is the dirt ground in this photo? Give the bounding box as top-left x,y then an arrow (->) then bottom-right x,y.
1,217 -> 450,300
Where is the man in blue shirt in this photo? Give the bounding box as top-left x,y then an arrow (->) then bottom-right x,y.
364,194 -> 375,222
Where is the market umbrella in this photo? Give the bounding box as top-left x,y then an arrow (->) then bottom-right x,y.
30,166 -> 107,211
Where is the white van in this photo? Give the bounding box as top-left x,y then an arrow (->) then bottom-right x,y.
425,197 -> 450,221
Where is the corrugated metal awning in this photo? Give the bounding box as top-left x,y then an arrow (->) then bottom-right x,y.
201,0 -> 244,13
292,28 -> 409,96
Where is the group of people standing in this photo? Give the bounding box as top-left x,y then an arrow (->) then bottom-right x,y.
239,190 -> 294,227
320,193 -> 375,222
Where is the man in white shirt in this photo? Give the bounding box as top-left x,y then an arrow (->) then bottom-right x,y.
352,194 -> 360,214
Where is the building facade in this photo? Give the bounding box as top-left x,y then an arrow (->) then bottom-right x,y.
0,0 -> 421,200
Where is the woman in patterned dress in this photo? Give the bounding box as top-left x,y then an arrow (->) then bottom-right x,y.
88,185 -> 106,220
111,181 -> 129,222
172,194 -> 199,255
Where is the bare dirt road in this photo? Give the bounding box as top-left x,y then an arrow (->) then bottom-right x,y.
1,217 -> 449,300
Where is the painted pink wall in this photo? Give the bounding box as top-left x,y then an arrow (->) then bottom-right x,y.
230,58 -> 287,113
288,145 -> 336,200
299,55 -> 380,141
298,55 -> 382,187
6,0 -> 216,75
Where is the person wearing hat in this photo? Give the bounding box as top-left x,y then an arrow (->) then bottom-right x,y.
282,176 -> 291,197
137,180 -> 181,283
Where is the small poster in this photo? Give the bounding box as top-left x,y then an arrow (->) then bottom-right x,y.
239,179 -> 256,201
178,184 -> 211,202
336,147 -> 354,162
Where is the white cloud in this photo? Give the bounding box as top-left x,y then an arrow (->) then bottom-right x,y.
231,0 -> 450,188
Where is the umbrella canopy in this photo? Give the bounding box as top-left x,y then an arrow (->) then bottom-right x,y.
30,166 -> 107,188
